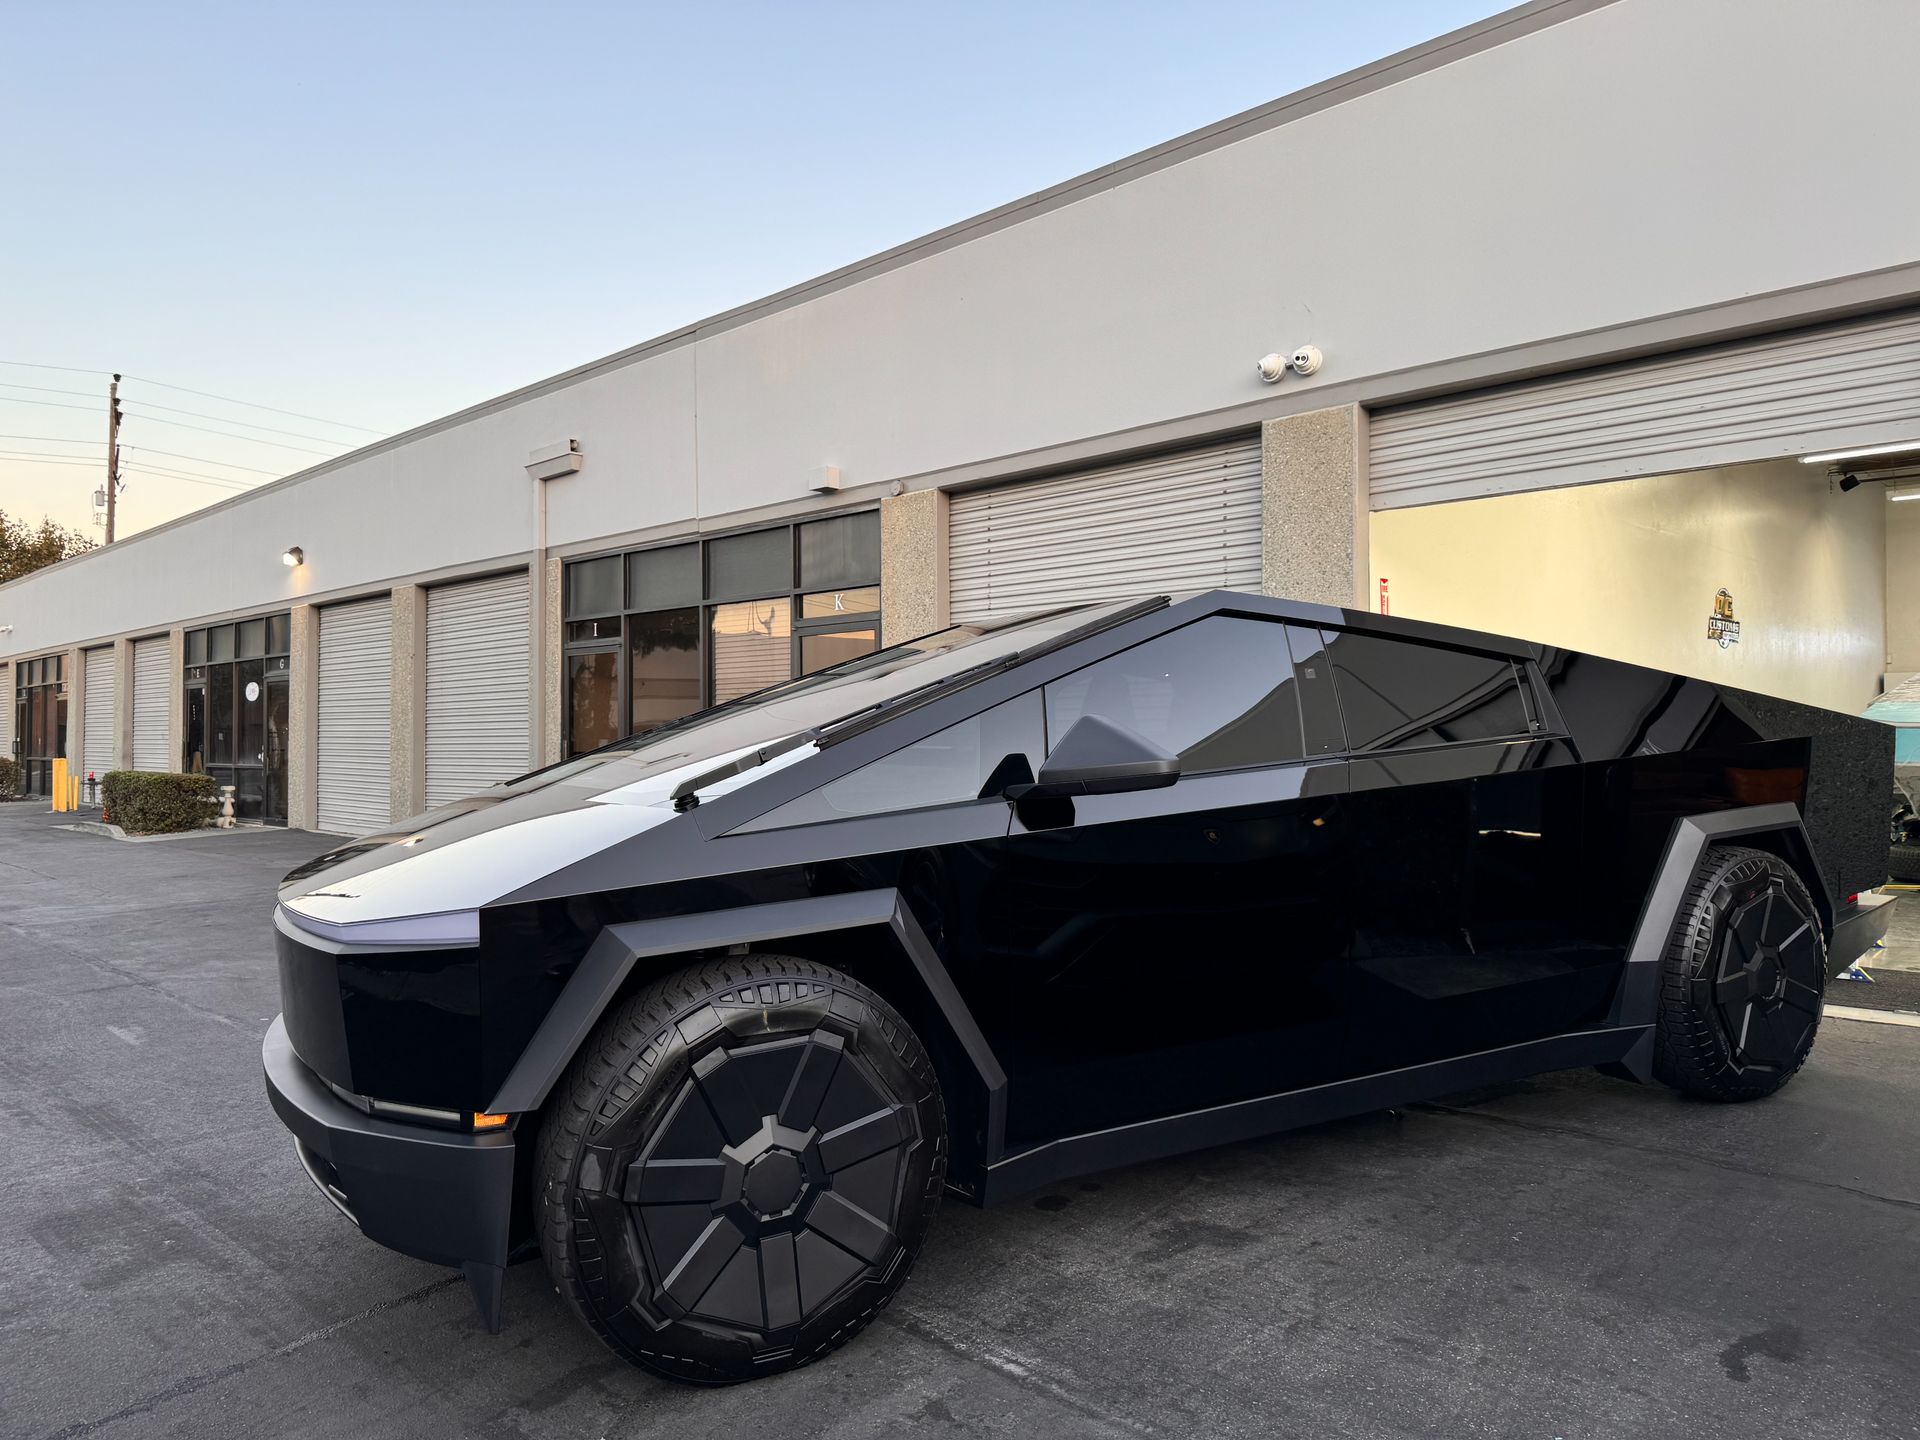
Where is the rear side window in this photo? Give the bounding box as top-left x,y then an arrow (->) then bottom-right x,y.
1319,630 -> 1533,752
1043,616 -> 1309,772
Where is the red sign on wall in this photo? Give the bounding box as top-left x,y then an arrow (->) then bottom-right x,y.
1378,577 -> 1389,616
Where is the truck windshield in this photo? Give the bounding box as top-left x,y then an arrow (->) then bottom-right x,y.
512,597 -> 1161,795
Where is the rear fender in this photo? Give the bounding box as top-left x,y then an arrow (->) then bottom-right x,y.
1603,802 -> 1832,1082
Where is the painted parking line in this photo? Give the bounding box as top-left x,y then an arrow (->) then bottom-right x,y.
1825,1003 -> 1920,1028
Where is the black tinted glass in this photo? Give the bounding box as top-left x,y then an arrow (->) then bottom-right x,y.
628,607 -> 701,734
237,618 -> 266,659
628,544 -> 699,612
1043,616 -> 1304,772
1322,631 -> 1531,751
565,556 -> 622,617
798,513 -> 880,591
186,630 -> 208,666
266,613 -> 291,656
208,625 -> 235,663
707,528 -> 792,601
1287,627 -> 1345,756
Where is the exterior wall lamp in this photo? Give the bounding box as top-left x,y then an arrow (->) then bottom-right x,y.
282,546 -> 305,567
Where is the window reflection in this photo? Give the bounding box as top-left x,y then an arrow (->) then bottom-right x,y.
711,598 -> 792,704
628,608 -> 700,734
567,651 -> 620,756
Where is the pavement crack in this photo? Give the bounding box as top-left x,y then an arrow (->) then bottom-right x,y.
34,1275 -> 465,1440
1414,1102 -> 1920,1214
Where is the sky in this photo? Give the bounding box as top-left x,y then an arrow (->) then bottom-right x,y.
0,1 -> 1501,539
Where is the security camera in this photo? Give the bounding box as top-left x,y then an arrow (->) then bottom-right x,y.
1257,346 -> 1325,383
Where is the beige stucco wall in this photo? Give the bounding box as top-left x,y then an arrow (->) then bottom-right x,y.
879,489 -> 949,645
1885,490 -> 1920,680
1370,459 -> 1886,713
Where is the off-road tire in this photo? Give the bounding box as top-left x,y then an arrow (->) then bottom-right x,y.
535,954 -> 946,1384
1888,842 -> 1920,883
1653,846 -> 1826,1102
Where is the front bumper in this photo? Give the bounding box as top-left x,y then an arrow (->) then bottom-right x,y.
262,1015 -> 516,1327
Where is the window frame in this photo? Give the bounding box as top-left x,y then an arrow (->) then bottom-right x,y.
561,512 -> 882,756
1316,626 -> 1543,756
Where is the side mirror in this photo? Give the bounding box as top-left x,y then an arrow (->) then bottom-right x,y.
1012,714 -> 1180,800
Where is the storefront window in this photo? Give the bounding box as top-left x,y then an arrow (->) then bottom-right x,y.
710,598 -> 793,705
567,651 -> 621,755
183,613 -> 289,821
628,608 -> 700,734
561,512 -> 882,753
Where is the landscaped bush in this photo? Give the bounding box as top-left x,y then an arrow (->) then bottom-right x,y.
100,771 -> 219,834
0,756 -> 18,799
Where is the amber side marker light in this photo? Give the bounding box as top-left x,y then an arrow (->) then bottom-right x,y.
471,1112 -> 510,1131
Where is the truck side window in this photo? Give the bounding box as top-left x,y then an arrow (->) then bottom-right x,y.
1043,616 -> 1306,772
737,690 -> 1045,829
1319,630 -> 1534,752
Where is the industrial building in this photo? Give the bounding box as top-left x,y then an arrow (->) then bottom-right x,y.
4,0 -> 1917,832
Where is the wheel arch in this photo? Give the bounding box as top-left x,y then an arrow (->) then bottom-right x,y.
1605,801 -> 1833,1082
485,890 -> 1007,1199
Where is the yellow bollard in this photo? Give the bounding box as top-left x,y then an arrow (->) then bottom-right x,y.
52,757 -> 68,813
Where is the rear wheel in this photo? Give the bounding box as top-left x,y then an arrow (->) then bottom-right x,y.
535,954 -> 946,1384
1653,846 -> 1826,1102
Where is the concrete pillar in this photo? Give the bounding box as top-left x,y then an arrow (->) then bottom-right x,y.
165,629 -> 186,774
879,489 -> 950,645
389,584 -> 426,821
1261,405 -> 1371,609
288,605 -> 318,831
112,639 -> 133,771
63,646 -> 84,774
541,556 -> 563,765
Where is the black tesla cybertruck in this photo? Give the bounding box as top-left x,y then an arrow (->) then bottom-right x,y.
266,590 -> 1890,1383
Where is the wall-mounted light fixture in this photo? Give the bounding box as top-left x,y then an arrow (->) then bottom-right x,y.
282,546 -> 304,567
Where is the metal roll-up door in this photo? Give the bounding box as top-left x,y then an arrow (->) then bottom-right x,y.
1370,308 -> 1920,509
425,571 -> 530,808
317,595 -> 393,835
131,637 -> 170,771
948,438 -> 1262,622
82,647 -> 115,780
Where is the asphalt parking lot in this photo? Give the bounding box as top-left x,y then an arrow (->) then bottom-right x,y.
3,804 -> 1918,1440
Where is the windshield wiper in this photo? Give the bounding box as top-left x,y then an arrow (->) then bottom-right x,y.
815,594 -> 1171,748
668,731 -> 817,811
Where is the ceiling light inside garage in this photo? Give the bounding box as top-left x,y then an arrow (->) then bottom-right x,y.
1799,441 -> 1920,465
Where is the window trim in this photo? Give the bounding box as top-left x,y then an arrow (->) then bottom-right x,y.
561,511 -> 882,756
1317,627 -> 1543,757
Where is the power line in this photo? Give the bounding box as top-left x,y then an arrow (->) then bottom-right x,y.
0,359 -> 383,435
0,433 -> 105,447
0,396 -> 109,416
0,380 -> 101,401
121,373 -> 385,434
122,444 -> 280,476
0,450 -> 112,464
114,408 -> 342,457
119,464 -> 258,492
0,360 -> 105,378
119,396 -> 352,448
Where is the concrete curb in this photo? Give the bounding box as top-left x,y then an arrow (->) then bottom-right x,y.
53,820 -> 272,844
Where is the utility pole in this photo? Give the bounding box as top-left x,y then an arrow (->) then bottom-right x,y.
104,373 -> 122,544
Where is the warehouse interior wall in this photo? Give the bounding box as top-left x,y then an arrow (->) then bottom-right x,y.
1885,491 -> 1920,684
1369,460 -> 1887,714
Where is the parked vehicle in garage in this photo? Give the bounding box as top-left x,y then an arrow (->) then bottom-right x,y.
265,590 -> 1891,1383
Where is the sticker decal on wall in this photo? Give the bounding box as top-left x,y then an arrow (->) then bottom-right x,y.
1708,588 -> 1741,649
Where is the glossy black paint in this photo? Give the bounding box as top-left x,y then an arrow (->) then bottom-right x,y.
268,589 -> 1891,1272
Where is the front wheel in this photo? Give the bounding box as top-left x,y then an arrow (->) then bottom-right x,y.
1653,846 -> 1826,1102
535,954 -> 945,1384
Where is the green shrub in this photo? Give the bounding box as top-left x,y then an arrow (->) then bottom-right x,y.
100,771 -> 219,834
0,756 -> 17,799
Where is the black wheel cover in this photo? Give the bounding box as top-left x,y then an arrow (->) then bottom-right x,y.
1708,867 -> 1823,1071
539,958 -> 945,1383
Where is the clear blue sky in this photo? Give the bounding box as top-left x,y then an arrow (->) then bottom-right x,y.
0,1 -> 1500,537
